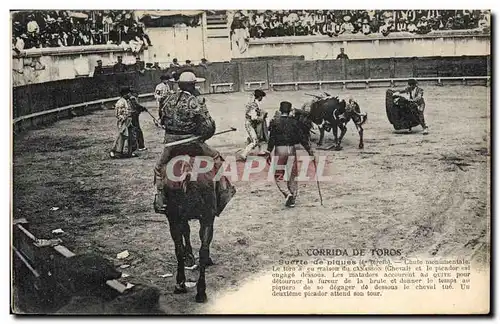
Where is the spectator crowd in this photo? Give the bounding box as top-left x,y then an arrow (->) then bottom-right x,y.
230,10 -> 491,39
12,10 -> 152,52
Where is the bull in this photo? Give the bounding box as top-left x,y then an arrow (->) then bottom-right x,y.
303,92 -> 368,150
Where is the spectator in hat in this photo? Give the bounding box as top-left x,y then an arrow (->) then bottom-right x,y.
362,18 -> 372,34
184,60 -> 194,67
113,56 -> 127,73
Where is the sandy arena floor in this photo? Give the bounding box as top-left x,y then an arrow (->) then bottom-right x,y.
12,86 -> 490,313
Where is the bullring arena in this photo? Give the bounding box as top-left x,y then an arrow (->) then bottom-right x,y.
13,85 -> 490,313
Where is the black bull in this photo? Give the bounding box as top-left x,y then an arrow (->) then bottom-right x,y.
306,96 -> 368,150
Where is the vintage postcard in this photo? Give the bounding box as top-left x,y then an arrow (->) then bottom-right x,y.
10,8 -> 491,315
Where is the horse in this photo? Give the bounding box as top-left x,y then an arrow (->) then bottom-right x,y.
158,143 -> 236,303
306,93 -> 368,150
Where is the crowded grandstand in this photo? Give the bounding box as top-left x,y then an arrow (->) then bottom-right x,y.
11,10 -> 152,51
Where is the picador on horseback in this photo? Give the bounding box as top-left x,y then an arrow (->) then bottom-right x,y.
153,71 -> 236,303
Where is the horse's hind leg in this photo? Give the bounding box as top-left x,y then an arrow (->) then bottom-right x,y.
195,215 -> 215,303
180,219 -> 195,267
166,210 -> 187,294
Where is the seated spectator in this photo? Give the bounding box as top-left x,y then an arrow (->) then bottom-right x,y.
113,56 -> 127,73
477,13 -> 490,31
362,19 -> 371,35
453,13 -> 465,30
341,16 -> 354,34
152,62 -> 161,70
379,18 -> 395,36
14,34 -> 27,52
184,60 -> 194,67
407,20 -> 418,32
416,16 -> 431,34
353,18 -> 363,34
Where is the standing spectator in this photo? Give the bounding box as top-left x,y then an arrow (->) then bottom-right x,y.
336,48 -> 349,60
152,62 -> 161,70
184,60 -> 194,67
113,56 -> 127,73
